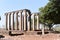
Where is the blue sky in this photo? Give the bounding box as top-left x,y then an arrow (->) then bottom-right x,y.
0,0 -> 48,28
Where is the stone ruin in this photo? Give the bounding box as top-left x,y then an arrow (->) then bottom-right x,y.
5,9 -> 45,35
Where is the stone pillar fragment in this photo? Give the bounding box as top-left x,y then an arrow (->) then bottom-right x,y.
28,14 -> 30,31
5,13 -> 8,30
36,15 -> 39,30
33,14 -> 35,31
12,12 -> 15,30
19,11 -> 22,31
22,16 -> 24,31
24,10 -> 27,31
42,26 -> 44,35
9,13 -> 11,30
28,13 -> 31,31
16,12 -> 19,30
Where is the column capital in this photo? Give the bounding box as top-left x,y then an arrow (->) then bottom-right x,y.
8,13 -> 12,15
12,12 -> 15,14
35,13 -> 39,16
32,14 -> 35,16
23,9 -> 30,12
23,9 -> 31,15
5,13 -> 8,15
15,11 -> 19,14
23,9 -> 27,12
19,10 -> 23,13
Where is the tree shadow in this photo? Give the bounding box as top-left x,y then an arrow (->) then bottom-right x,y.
9,33 -> 24,36
0,35 -> 5,38
9,31 -> 24,36
51,31 -> 60,34
37,32 -> 49,35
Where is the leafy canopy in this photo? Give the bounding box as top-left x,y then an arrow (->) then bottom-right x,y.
39,0 -> 60,24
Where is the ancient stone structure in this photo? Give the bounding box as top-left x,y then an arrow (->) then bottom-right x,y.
32,13 -> 40,31
5,9 -> 44,35
5,9 -> 31,31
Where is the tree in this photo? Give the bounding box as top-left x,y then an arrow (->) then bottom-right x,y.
39,0 -> 60,30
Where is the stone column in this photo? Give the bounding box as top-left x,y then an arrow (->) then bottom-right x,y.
5,13 -> 8,30
33,14 -> 35,31
22,16 -> 24,31
42,26 -> 44,35
9,13 -> 11,30
12,12 -> 15,30
36,15 -> 39,30
28,13 -> 31,31
24,10 -> 27,31
19,11 -> 22,31
28,14 -> 30,31
16,12 -> 19,30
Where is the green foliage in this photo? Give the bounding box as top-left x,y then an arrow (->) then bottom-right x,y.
39,0 -> 60,24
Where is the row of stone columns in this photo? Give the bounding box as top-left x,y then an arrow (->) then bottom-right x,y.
32,13 -> 39,31
5,9 -> 40,31
5,9 -> 31,31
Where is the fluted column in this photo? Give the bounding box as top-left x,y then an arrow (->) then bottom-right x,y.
24,10 -> 27,31
22,16 -> 24,31
28,14 -> 30,31
5,13 -> 8,30
36,15 -> 39,30
16,12 -> 19,30
12,12 -> 15,30
9,13 -> 11,30
19,11 -> 22,31
33,14 -> 35,31
28,13 -> 31,31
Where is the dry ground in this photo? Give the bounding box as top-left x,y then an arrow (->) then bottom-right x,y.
0,33 -> 60,40
0,29 -> 60,40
